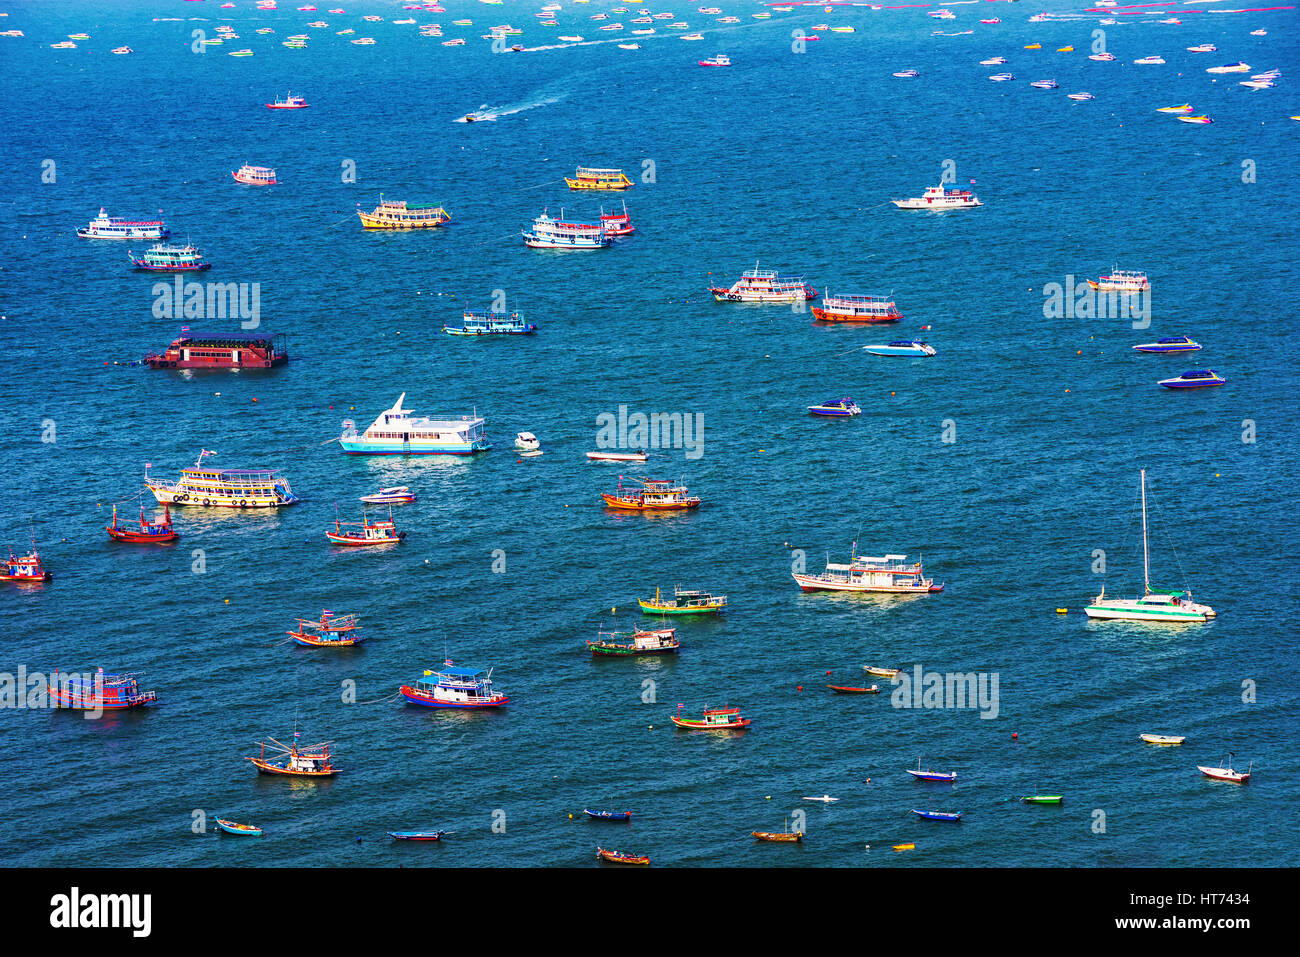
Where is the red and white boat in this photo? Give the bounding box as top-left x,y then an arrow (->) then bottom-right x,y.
106,504 -> 178,543
600,201 -> 635,236
793,551 -> 943,594
49,668 -> 157,709
325,510 -> 405,546
1,540 -> 51,583
1198,757 -> 1251,783
710,263 -> 817,303
811,293 -> 902,324
266,92 -> 309,109
144,331 -> 288,370
287,610 -> 364,647
699,54 -> 730,66
233,164 -> 277,185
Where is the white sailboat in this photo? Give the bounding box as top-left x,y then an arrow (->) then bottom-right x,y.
1084,470 -> 1215,623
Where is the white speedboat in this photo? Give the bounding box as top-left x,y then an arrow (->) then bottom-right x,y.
988,72 -> 1015,82
1134,55 -> 1165,65
1030,78 -> 1058,89
892,69 -> 919,78
360,486 -> 416,504
1206,61 -> 1249,73
1067,92 -> 1095,101
586,450 -> 648,463
1186,44 -> 1217,53
1084,470 -> 1216,623
515,431 -> 542,456
1133,335 -> 1201,354
892,184 -> 981,209
979,56 -> 1007,65
862,340 -> 935,357
801,795 -> 839,803
1088,52 -> 1115,61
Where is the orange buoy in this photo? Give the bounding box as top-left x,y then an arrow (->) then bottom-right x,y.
1012,732 -> 1019,739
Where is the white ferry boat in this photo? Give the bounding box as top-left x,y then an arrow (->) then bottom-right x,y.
794,552 -> 944,594
522,211 -> 610,248
78,208 -> 170,240
444,310 -> 537,335
892,184 -> 982,210
145,451 -> 298,508
709,263 -> 817,303
339,393 -> 491,455
1086,269 -> 1148,293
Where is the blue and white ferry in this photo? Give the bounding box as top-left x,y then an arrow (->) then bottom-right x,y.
444,310 -> 538,336
339,393 -> 491,455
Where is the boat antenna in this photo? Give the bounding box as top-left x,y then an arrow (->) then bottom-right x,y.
1140,469 -> 1150,594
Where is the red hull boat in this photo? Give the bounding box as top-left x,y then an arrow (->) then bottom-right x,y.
106,504 -> 178,543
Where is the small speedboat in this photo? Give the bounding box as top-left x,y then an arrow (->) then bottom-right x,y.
584,809 -> 632,821
216,818 -> 263,836
802,795 -> 839,803
1140,733 -> 1186,745
1133,335 -> 1201,353
596,846 -> 649,865
1157,103 -> 1194,114
461,105 -> 495,122
360,486 -> 416,504
586,450 -> 648,463
912,809 -> 962,821
1067,92 -> 1095,101
863,340 -> 935,357
1020,795 -> 1063,805
699,54 -> 730,66
388,830 -> 447,841
1198,758 -> 1250,783
1187,44 -> 1217,53
863,666 -> 901,678
892,69 -> 919,78
989,73 -> 1016,82
1250,29 -> 1267,36
1088,52 -> 1116,61
1206,61 -> 1250,74
1159,369 -> 1224,389
1030,78 -> 1059,89
808,397 -> 861,417
1134,55 -> 1165,65
515,431 -> 542,456
979,56 -> 1007,65
1178,115 -> 1214,124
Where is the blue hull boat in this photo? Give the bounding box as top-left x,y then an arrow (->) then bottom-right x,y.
808,397 -> 861,417
1159,369 -> 1224,389
863,340 -> 936,357
584,809 -> 632,821
216,818 -> 263,836
912,809 -> 962,821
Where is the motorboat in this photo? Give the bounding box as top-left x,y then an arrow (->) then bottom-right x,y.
1133,335 -> 1201,354
1158,369 -> 1224,388
862,340 -> 936,357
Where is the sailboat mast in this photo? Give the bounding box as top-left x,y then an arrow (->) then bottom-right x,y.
1140,469 -> 1149,594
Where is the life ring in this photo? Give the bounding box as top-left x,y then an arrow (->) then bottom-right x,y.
239,500 -> 247,507
263,360 -> 270,368
202,498 -> 211,506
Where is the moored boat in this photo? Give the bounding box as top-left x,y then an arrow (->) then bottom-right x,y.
699,54 -> 730,66
287,610 -> 363,647
522,210 -> 610,248
808,397 -> 861,417
596,846 -> 649,865
325,510 -> 405,546
1086,268 -> 1148,292
710,263 -> 817,303
1206,61 -> 1250,74
144,331 -> 288,370
444,310 -> 537,336
145,451 -> 298,508
106,504 -> 177,543
78,208 -> 169,240
515,432 -> 541,456
49,668 -> 156,709
795,552 -> 943,594
906,758 -> 957,782
1020,795 -> 1064,805
388,830 -> 447,841
892,184 -> 981,210
400,664 -> 508,708
266,92 -> 309,108
216,819 -> 263,836
340,393 -> 490,455
912,809 -> 962,822
671,704 -> 750,731
826,684 -> 879,694
752,828 -> 803,843
587,625 -> 680,656
360,486 -> 416,505
638,586 -> 725,614
358,199 -> 450,229
862,340 -> 935,357
1197,756 -> 1250,783
247,736 -> 339,777
232,164 -> 277,185
864,666 -> 901,679
565,167 -> 633,190
1140,733 -> 1186,746
599,201 -> 634,235
1158,369 -> 1224,389
584,809 -> 632,821
587,450 -> 648,463
1030,78 -> 1059,89
1133,336 -> 1200,354
1,540 -> 51,583
129,243 -> 211,272
811,293 -> 901,324
602,477 -> 701,511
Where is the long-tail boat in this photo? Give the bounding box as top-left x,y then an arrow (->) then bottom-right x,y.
106,504 -> 178,543
584,809 -> 632,822
826,683 -> 879,695
246,736 -> 339,777
752,823 -> 803,843
596,846 -> 649,865
287,610 -> 363,647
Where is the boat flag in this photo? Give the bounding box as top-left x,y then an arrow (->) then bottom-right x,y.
920,324 -> 931,331
444,659 -> 453,666
201,449 -> 217,456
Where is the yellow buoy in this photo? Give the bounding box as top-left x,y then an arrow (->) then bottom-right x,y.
893,843 -> 915,852
1056,608 -> 1067,614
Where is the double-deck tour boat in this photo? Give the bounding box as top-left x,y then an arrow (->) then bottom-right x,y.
247,736 -> 339,776
1085,471 -> 1215,622
360,486 -> 416,505
892,184 -> 982,210
1086,268 -> 1149,292
129,243 -> 211,272
266,92 -> 309,108
325,510 -> 404,546
587,625 -> 680,657
288,610 -> 363,646
400,664 -> 509,708
808,397 -> 861,417
599,201 -> 635,235
794,551 -> 944,594
602,477 -> 701,511
444,310 -> 537,336
1,540 -> 51,583
811,293 -> 902,323
671,704 -> 751,731
144,331 -> 288,370
146,452 -> 298,508
77,208 -> 169,240
1159,369 -> 1224,389
106,504 -> 177,543
232,164 -> 277,185
710,263 -> 817,303
565,167 -> 633,190
358,199 -> 450,229
522,210 -> 610,248
49,668 -> 157,710
1133,335 -> 1201,354
340,394 -> 491,455
638,586 -> 726,615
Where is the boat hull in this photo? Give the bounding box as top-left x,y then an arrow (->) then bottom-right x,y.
637,601 -> 724,614
216,819 -> 263,836
827,685 -> 879,695
752,831 -> 802,842
106,527 -> 178,543
248,758 -> 338,777
1084,603 -> 1207,623
388,831 -> 445,841
324,532 -> 403,546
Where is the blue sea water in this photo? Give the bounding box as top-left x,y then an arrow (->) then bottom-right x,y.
0,0 -> 1297,868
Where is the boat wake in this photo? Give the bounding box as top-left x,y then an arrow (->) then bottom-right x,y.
456,94 -> 564,123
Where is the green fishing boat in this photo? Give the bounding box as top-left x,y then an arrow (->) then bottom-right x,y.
1020,795 -> 1064,805
587,625 -> 680,657
637,585 -> 726,615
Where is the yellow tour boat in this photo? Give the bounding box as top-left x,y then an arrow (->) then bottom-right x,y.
565,167 -> 633,190
358,199 -> 451,230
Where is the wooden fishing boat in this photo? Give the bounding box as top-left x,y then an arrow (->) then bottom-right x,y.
1,538 -> 51,583
1140,733 -> 1186,745
325,509 -> 405,546
602,476 -> 701,511
1198,756 -> 1251,783
387,830 -> 447,841
49,668 -> 157,710
906,758 -> 957,782
584,809 -> 632,822
587,626 -> 680,657
826,684 -> 879,694
216,818 -> 263,836
1020,795 -> 1064,805
637,586 -> 726,615
106,504 -> 178,543
246,736 -> 339,777
671,704 -> 750,731
863,666 -> 901,679
596,846 -> 649,865
752,829 -> 803,843
912,809 -> 962,822
287,610 -> 363,647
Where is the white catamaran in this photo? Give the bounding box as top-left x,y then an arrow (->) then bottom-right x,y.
1084,470 -> 1215,623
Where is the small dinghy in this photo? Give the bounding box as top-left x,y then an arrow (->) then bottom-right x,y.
596,846 -> 649,865
216,818 -> 263,836
1159,369 -> 1224,389
912,809 -> 962,821
360,486 -> 416,505
1134,336 -> 1200,354
1020,795 -> 1063,805
1067,92 -> 1095,101
826,684 -> 879,695
387,830 -> 447,841
906,757 -> 957,782
863,665 -> 901,678
1140,733 -> 1186,746
752,829 -> 803,843
584,809 -> 632,822
1198,755 -> 1251,783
